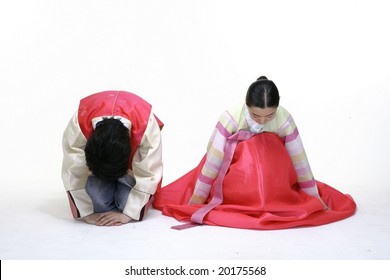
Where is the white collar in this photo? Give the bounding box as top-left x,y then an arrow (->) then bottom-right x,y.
91,116 -> 131,130
245,105 -> 264,133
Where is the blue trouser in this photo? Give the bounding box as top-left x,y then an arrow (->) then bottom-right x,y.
85,173 -> 135,213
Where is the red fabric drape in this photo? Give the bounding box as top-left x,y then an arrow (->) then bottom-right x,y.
153,133 -> 356,230
78,90 -> 164,165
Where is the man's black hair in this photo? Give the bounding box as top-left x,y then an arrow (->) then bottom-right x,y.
85,118 -> 131,181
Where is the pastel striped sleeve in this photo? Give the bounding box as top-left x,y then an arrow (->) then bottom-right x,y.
189,111 -> 238,204
278,115 -> 320,199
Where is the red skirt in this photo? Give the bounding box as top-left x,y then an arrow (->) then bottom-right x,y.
153,133 -> 356,230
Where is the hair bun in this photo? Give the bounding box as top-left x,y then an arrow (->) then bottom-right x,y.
257,76 -> 268,81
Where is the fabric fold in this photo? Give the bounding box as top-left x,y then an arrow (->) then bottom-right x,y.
154,133 -> 356,230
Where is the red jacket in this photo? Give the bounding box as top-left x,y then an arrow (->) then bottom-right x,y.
78,90 -> 163,163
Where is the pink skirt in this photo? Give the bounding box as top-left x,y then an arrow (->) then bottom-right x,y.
153,133 -> 356,230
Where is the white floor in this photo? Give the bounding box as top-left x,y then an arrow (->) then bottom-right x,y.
0,182 -> 389,260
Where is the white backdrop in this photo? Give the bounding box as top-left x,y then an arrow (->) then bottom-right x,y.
0,0 -> 389,215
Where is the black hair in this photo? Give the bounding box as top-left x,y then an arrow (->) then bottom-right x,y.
85,118 -> 131,181
245,76 -> 280,108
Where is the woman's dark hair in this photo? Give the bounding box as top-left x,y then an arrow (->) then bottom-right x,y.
85,118 -> 131,181
245,76 -> 280,108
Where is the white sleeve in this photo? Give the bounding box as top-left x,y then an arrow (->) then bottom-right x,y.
61,112 -> 93,218
123,111 -> 163,220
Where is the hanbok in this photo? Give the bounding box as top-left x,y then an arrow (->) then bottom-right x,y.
62,91 -> 163,221
153,105 -> 356,230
